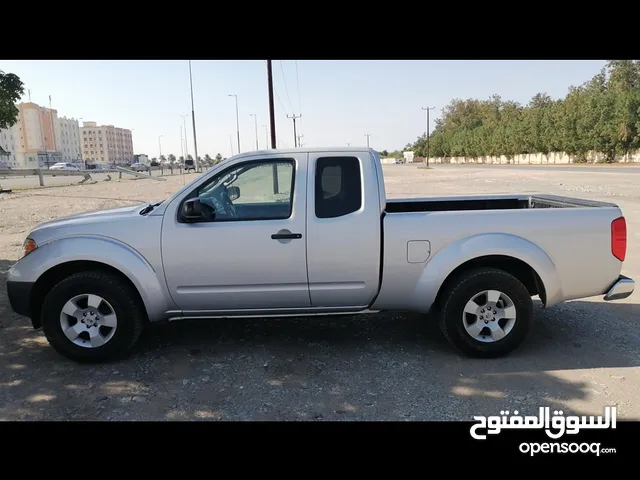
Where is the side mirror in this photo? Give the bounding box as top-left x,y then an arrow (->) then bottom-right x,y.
182,198 -> 203,222
227,185 -> 240,201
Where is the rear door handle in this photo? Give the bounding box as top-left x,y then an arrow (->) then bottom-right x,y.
271,232 -> 302,240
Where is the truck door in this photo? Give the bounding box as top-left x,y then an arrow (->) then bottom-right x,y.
161,153 -> 311,312
306,152 -> 382,307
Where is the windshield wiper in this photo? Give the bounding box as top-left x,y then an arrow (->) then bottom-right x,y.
140,202 -> 162,215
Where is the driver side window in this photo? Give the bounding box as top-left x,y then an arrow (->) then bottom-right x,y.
196,159 -> 295,221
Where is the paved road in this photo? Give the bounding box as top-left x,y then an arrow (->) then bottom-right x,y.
0,169 -> 193,189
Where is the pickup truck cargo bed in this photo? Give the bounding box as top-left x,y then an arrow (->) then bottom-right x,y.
385,194 -> 618,213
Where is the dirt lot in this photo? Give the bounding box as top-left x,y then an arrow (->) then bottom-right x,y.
1,165 -> 639,421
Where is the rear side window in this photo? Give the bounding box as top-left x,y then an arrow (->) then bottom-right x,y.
315,156 -> 362,218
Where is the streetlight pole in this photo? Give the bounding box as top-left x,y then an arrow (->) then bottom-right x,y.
181,114 -> 189,160
188,60 -> 199,172
263,125 -> 269,148
250,113 -> 259,150
77,117 -> 85,169
229,134 -> 234,156
229,94 -> 240,153
422,106 -> 435,167
180,125 -> 184,160
158,135 -> 163,158
365,133 -> 371,148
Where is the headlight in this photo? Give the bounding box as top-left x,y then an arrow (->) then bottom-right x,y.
22,238 -> 37,258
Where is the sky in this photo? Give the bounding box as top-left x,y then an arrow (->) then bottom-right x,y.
1,60 -> 608,158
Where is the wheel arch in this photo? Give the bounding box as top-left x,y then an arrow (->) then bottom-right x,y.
29,260 -> 148,328
404,232 -> 563,314
431,255 -> 546,314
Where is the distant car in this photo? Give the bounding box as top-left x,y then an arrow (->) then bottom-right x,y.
130,162 -> 148,172
184,159 -> 196,172
50,163 -> 80,175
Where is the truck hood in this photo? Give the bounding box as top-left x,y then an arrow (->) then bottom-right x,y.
31,203 -> 149,232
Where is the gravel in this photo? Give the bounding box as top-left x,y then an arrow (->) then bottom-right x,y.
0,165 -> 638,421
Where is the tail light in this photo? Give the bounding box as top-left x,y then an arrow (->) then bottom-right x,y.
611,216 -> 627,262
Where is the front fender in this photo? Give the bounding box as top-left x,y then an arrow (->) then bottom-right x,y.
8,235 -> 174,322
410,233 -> 563,311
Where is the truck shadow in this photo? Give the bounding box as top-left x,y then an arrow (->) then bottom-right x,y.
1,258 -> 638,420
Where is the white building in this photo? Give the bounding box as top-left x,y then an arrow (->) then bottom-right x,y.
56,117 -> 82,164
0,127 -> 18,167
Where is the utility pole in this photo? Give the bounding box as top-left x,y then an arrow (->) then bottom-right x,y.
263,125 -> 269,148
181,114 -> 189,160
158,135 -> 163,158
365,133 -> 371,148
229,94 -> 240,153
250,113 -> 259,150
422,106 -> 435,167
189,60 -> 199,171
267,60 -> 277,148
287,114 -> 301,147
180,126 -> 184,159
297,134 -> 304,147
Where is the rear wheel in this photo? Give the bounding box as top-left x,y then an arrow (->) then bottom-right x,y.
41,270 -> 145,363
439,267 -> 534,358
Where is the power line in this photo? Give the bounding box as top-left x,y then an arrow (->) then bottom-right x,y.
274,87 -> 288,116
294,60 -> 303,146
295,60 -> 302,115
279,61 -> 295,114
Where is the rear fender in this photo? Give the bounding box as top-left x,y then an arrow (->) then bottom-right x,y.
411,233 -> 563,312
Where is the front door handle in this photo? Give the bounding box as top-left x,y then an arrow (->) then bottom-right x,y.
271,231 -> 302,240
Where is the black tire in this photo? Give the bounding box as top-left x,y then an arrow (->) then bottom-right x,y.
439,267 -> 533,358
41,270 -> 146,363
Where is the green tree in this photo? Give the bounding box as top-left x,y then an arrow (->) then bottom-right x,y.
0,70 -> 25,129
405,60 -> 640,164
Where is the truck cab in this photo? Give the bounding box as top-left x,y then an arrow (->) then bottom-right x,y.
161,149 -> 383,314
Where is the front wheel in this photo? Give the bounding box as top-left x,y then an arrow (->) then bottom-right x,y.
41,271 -> 146,363
439,267 -> 534,358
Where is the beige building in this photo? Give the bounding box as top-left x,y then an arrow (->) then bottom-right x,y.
80,121 -> 133,167
13,102 -> 62,168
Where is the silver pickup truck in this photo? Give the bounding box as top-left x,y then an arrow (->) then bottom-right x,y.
6,147 -> 635,363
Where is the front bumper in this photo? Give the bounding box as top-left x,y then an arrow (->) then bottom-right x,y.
603,275 -> 635,301
6,280 -> 34,318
